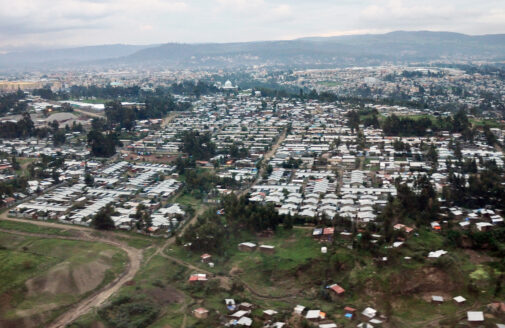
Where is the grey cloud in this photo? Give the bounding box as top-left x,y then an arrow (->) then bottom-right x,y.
0,0 -> 504,49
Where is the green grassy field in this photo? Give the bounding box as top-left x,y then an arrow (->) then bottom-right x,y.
15,157 -> 37,178
174,192 -> 203,208
0,220 -> 76,236
89,229 -> 158,249
0,231 -> 128,327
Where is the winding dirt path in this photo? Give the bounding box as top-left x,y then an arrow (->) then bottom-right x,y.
160,249 -> 298,301
0,223 -> 143,328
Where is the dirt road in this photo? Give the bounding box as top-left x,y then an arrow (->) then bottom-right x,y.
48,241 -> 142,328
0,215 -> 140,241
162,112 -> 178,127
0,218 -> 143,328
72,108 -> 105,119
239,128 -> 287,197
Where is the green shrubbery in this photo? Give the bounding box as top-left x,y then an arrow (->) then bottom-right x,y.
98,295 -> 159,328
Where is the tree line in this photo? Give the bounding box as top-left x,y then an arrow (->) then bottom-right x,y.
0,90 -> 28,116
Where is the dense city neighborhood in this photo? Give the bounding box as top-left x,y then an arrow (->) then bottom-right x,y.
0,63 -> 505,328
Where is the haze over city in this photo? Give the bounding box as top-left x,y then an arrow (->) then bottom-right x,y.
1,0 -> 505,50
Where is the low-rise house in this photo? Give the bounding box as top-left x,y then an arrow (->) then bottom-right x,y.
476,222 -> 493,232
239,302 -> 254,311
323,227 -> 334,241
327,283 -> 345,298
293,305 -> 306,315
225,299 -> 236,311
313,228 -> 323,239
201,253 -> 212,263
344,306 -> 356,319
362,307 -> 377,319
453,296 -> 466,304
428,250 -> 448,258
230,310 -> 249,319
236,317 -> 253,326
305,310 -> 325,321
393,223 -> 414,234
467,311 -> 484,324
188,273 -> 207,283
259,245 -> 276,254
193,307 -> 209,319
263,309 -> 278,319
238,242 -> 257,252
318,324 -> 337,328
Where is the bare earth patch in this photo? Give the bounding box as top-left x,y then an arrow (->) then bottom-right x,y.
15,303 -> 59,317
464,249 -> 496,264
147,285 -> 184,305
26,260 -> 109,296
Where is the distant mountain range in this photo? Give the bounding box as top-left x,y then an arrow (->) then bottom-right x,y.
1,31 -> 505,71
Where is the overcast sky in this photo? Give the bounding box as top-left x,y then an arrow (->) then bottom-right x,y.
1,0 -> 504,50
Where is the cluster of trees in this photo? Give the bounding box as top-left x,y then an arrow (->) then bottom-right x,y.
87,130 -> 122,157
346,108 -> 474,140
0,111 -> 83,146
179,131 -> 216,161
345,109 -> 381,132
98,295 -> 159,328
184,169 -> 236,194
104,95 -> 188,131
483,125 -> 500,147
35,120 -> 83,146
447,227 -> 505,253
0,90 -> 27,115
378,176 -> 440,240
175,165 -> 240,199
144,92 -> 191,116
67,85 -> 143,99
30,86 -> 192,136
32,87 -> 57,100
180,194 -> 291,254
227,142 -> 249,159
174,156 -> 195,175
382,115 -> 433,136
393,139 -> 411,152
53,84 -> 212,107
104,101 -> 137,131
27,154 -> 64,182
242,85 -> 430,110
92,204 -> 116,230
380,110 -> 472,137
443,161 -> 505,210
0,177 -> 28,204
282,157 -> 303,169
0,113 -> 35,139
134,204 -> 153,231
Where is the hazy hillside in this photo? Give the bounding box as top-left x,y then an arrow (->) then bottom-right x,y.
121,31 -> 505,68
1,31 -> 505,71
0,44 -> 155,70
